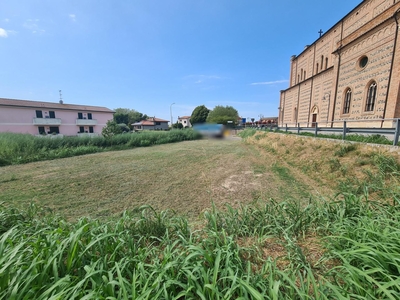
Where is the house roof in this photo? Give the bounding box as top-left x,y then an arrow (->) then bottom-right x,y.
132,117 -> 169,126
178,116 -> 191,119
0,98 -> 114,113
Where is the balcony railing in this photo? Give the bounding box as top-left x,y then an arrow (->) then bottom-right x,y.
76,119 -> 97,125
33,118 -> 62,125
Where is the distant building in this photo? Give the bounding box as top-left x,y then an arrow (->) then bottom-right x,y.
279,0 -> 400,128
259,117 -> 278,125
177,116 -> 192,127
0,98 -> 114,136
132,117 -> 169,131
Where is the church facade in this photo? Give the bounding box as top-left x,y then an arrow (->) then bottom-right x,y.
279,0 -> 400,128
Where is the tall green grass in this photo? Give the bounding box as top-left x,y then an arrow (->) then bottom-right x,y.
0,130 -> 202,166
1,193 -> 400,299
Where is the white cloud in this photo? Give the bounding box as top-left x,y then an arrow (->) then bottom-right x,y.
0,28 -> 8,37
250,80 -> 288,85
69,14 -> 76,22
23,19 -> 45,34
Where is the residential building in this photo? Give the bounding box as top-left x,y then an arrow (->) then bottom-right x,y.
0,98 -> 114,136
132,117 -> 169,131
177,116 -> 192,127
279,0 -> 400,128
259,117 -> 278,126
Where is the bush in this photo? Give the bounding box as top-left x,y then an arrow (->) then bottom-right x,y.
0,130 -> 202,166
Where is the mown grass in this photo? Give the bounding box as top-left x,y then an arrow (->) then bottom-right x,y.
0,130 -> 202,166
1,192 -> 400,299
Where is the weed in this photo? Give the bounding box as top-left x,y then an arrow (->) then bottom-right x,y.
334,144 -> 357,157
2,193 -> 400,299
0,130 -> 202,166
329,158 -> 341,172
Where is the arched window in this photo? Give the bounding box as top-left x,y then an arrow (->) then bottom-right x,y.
297,75 -> 300,83
321,55 -> 324,70
304,70 -> 306,80
325,57 -> 328,69
301,68 -> 303,81
343,88 -> 352,114
316,63 -> 319,73
365,82 -> 377,111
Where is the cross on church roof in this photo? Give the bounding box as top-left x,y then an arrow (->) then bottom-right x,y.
318,29 -> 323,37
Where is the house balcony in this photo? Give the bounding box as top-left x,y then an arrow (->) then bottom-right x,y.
76,119 -> 98,126
33,118 -> 62,125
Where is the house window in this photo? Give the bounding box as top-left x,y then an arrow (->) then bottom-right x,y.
89,126 -> 94,133
38,126 -> 45,134
49,111 -> 56,118
343,88 -> 352,114
48,127 -> 59,134
156,122 -> 161,125
184,120 -> 187,124
78,112 -> 83,119
365,82 -> 377,112
36,110 -> 43,118
88,113 -> 92,120
79,126 -> 84,133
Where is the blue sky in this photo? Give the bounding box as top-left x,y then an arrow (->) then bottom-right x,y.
1,0 -> 361,122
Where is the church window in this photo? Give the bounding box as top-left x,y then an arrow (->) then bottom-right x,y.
365,82 -> 377,112
300,69 -> 303,81
321,55 -> 324,70
316,63 -> 319,73
358,56 -> 369,69
304,70 -> 306,80
343,88 -> 352,114
325,57 -> 328,69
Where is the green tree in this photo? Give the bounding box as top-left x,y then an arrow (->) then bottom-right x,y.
206,105 -> 239,125
102,120 -> 123,138
114,108 -> 148,128
190,105 -> 210,124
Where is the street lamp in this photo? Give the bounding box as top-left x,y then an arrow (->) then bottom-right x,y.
170,103 -> 175,129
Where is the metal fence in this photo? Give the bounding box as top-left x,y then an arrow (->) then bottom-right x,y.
256,118 -> 400,146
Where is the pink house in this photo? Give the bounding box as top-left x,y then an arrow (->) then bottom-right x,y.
0,98 -> 114,136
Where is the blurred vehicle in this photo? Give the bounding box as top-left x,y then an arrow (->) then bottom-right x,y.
193,123 -> 225,138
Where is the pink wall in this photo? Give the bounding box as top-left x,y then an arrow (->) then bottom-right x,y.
0,106 -> 113,136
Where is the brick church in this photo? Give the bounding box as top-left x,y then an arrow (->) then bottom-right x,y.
279,0 -> 400,128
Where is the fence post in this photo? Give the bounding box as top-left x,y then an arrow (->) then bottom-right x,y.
343,121 -> 347,140
394,119 -> 400,146
285,124 -> 288,132
297,123 -> 300,135
314,123 -> 318,137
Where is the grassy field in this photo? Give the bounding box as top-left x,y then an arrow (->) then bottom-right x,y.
2,131 -> 400,298
0,137 -> 316,220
